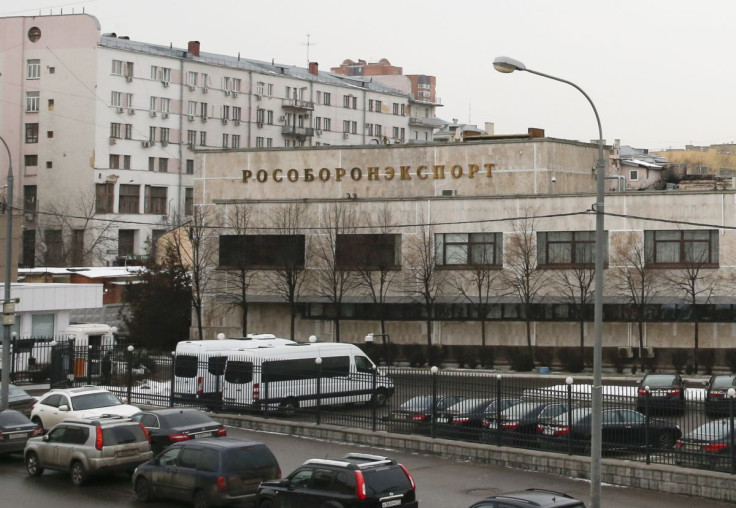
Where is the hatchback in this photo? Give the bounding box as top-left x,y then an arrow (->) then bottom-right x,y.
636,373 -> 686,414
131,408 -> 227,454
133,437 -> 280,508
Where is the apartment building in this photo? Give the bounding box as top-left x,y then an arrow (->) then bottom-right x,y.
0,13 -> 436,268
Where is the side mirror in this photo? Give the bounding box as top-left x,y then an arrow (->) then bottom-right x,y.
58,404 -> 69,412
279,479 -> 291,488
42,434 -> 49,441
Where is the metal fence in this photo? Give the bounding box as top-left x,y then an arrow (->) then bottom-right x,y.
13,342 -> 736,474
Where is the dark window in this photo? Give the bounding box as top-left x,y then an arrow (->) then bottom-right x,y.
95,183 -> 114,213
645,229 -> 719,267
144,185 -> 167,214
109,154 -> 120,169
537,231 -> 604,267
185,188 -> 193,216
21,229 -> 35,268
24,154 -> 38,167
362,466 -> 412,495
23,185 -> 37,214
25,123 -> 39,143
198,448 -> 219,472
321,356 -> 350,377
208,356 -> 227,376
119,184 -> 140,214
224,361 -> 253,384
186,159 -> 194,175
223,445 -> 279,473
44,229 -> 63,266
218,235 -> 305,269
175,355 -> 198,378
436,232 -> 502,267
336,234 -> 401,270
263,358 -> 321,383
178,448 -> 201,469
102,424 -> 146,445
71,229 -> 84,266
118,229 -> 134,256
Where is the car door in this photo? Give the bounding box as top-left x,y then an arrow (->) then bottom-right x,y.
169,447 -> 201,501
55,425 -> 88,469
600,409 -> 624,448
278,467 -> 323,508
39,425 -> 67,468
150,447 -> 182,499
35,394 -> 62,428
619,409 -> 647,447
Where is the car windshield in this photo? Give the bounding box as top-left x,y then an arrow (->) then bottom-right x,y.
642,375 -> 678,386
8,385 -> 29,398
551,408 -> 591,424
711,376 -> 736,389
502,403 -> 540,418
446,399 -> 489,413
688,420 -> 731,440
103,424 -> 147,445
363,466 -> 412,495
71,392 -> 123,410
399,397 -> 432,411
161,410 -> 215,427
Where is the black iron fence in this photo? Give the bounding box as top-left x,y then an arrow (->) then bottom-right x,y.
12,342 -> 736,474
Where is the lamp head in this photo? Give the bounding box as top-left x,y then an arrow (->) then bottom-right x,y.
493,56 -> 527,74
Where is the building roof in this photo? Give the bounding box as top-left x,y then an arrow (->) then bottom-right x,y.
19,267 -> 145,279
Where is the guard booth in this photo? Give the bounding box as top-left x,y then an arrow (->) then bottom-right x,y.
49,341 -> 75,388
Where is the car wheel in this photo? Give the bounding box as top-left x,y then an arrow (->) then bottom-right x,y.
657,432 -> 676,449
135,476 -> 154,502
280,398 -> 298,417
193,489 -> 210,508
25,452 -> 44,477
70,461 -> 87,486
372,388 -> 388,406
258,499 -> 275,508
31,416 -> 44,431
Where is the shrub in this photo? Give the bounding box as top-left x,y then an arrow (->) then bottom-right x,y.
427,345 -> 444,368
507,347 -> 535,372
559,349 -> 584,373
671,349 -> 689,374
726,349 -> 736,373
606,349 -> 629,374
698,349 -> 716,375
480,347 -> 495,369
534,347 -> 554,367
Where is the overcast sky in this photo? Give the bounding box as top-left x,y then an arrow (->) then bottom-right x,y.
7,0 -> 736,150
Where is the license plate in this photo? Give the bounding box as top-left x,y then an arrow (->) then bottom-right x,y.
116,449 -> 137,458
382,499 -> 401,508
7,433 -> 28,440
543,428 -> 554,435
652,390 -> 666,396
437,417 -> 448,423
193,432 -> 212,439
487,421 -> 497,429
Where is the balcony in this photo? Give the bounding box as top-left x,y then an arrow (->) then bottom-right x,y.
282,98 -> 315,111
282,125 -> 315,138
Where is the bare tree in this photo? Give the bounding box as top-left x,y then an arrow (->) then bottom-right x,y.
504,213 -> 548,356
662,237 -> 717,373
311,202 -> 359,343
612,231 -> 661,372
262,203 -> 310,341
554,265 -> 595,362
36,188 -> 119,266
354,204 -> 401,363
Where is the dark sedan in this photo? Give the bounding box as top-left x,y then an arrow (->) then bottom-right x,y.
0,409 -> 42,454
704,374 -> 736,417
386,395 -> 466,434
482,402 -> 571,446
435,397 -> 521,441
636,373 -> 686,414
537,407 -> 681,454
675,419 -> 735,470
8,384 -> 36,416
131,408 -> 226,454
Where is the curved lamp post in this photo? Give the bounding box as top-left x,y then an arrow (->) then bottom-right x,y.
493,56 -> 606,508
0,136 -> 13,411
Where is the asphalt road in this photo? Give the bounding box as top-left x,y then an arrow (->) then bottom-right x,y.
0,425 -> 729,508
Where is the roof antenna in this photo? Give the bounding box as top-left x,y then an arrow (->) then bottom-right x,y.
303,34 -> 316,66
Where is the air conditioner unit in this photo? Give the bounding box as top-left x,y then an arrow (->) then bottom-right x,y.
343,132 -> 349,139
316,130 -> 322,136
224,90 -> 231,96
202,87 -> 209,93
161,140 -> 168,147
125,76 -> 133,82
188,85 -> 195,91
109,137 -> 117,145
188,142 -> 195,149
441,189 -> 457,197
161,81 -> 169,87
187,115 -> 194,121
141,141 -> 151,148
255,94 -> 261,100
162,112 -> 169,119
222,118 -> 228,125
116,106 -> 124,113
150,111 -> 157,118
200,116 -> 207,122
232,92 -> 239,98
641,347 -> 655,359
256,121 -> 263,128
618,347 -> 634,359
127,108 -> 135,115
24,213 -> 35,222
234,120 -> 240,126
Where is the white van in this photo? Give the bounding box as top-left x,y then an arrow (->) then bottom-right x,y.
172,335 -> 295,405
221,342 -> 394,413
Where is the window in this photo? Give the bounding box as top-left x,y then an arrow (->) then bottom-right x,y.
285,86 -> 292,99
119,184 -> 140,214
71,229 -> 84,266
323,92 -> 331,105
161,67 -> 171,83
436,233 -> 503,267
256,108 -> 265,124
118,229 -> 135,257
31,313 -> 54,339
352,96 -> 357,109
343,120 -> 350,133
232,134 -> 240,148
24,155 -> 38,167
630,170 -> 639,181
393,126 -> 399,139
149,126 -> 156,143
233,106 -> 241,121
351,121 -> 357,134
188,101 -> 197,116
187,130 -> 196,148
537,231 -> 600,267
400,127 -> 405,140
256,137 -> 264,148
145,185 -> 167,214
48,99 -> 54,110
232,78 -> 241,92
393,103 -> 399,115
124,124 -> 133,139
150,96 -> 157,112
219,235 -> 306,268
161,98 -> 170,113
109,154 -> 120,169
366,123 -> 373,136
323,118 -> 331,131
21,229 -> 35,268
267,110 -> 273,124
25,123 -> 39,143
186,159 -> 194,175
123,155 -> 131,169
401,104 -> 406,116
199,131 -> 207,146
375,100 -> 382,112
316,91 -> 322,104
200,102 -> 208,118
26,91 -> 40,112
23,185 -> 37,214
645,230 -> 719,267
222,105 -> 230,120
26,58 -> 40,79
124,93 -> 133,107
158,158 -> 168,173
343,95 -> 351,108
336,234 -> 401,269
267,83 -> 273,96
95,183 -> 114,213
46,161 -> 52,169
185,188 -> 193,216
266,138 -> 273,147
111,91 -> 122,107
160,127 -> 169,144
148,157 -> 155,171
315,117 -> 322,130
44,229 -> 63,266
222,76 -> 230,92
110,123 -> 121,138
369,99 -> 374,112
201,73 -> 209,89
375,124 -> 382,137
257,81 -> 265,94
188,71 -> 197,87
222,134 -> 229,148
48,67 -> 55,74
112,60 -> 124,75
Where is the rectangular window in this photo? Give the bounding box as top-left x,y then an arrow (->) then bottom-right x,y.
400,127 -> 405,140
199,131 -> 207,146
124,93 -> 133,108
630,170 -> 639,181
267,110 -> 274,124
233,107 -> 241,121
644,229 -> 719,266
188,71 -> 197,87
201,73 -> 209,89
256,137 -> 264,148
200,102 -> 208,118
232,78 -> 241,92
110,123 -> 121,138
315,117 -> 322,130
537,231 -> 600,267
24,155 -> 38,167
148,157 -> 155,171
266,138 -> 273,147
343,120 -> 350,133
393,103 -> 399,115
222,105 -> 230,120
71,229 -> 84,266
222,134 -> 229,148
111,91 -> 122,107
160,127 -> 169,145
368,99 -> 374,112
256,108 -> 265,123
95,183 -> 114,213
187,130 -> 196,147
23,185 -> 37,214
375,100 -> 382,112
375,124 -> 382,137
149,126 -> 156,143
401,104 -> 406,116
21,229 -> 35,268
145,186 -> 167,214
351,121 -> 357,134
267,83 -> 273,95
186,159 -> 194,175
352,96 -> 357,109
323,92 -> 331,105
219,235 -> 305,269
109,154 -> 120,169
158,158 -> 168,172
123,155 -> 131,169
336,234 -> 401,269
393,126 -> 399,139
124,124 -> 133,139
185,187 -> 193,216
161,98 -> 170,113
118,184 -> 140,214
343,95 -> 350,108
257,82 -> 265,94
26,92 -> 40,112
316,91 -> 322,104
232,134 -> 240,148
25,123 -> 39,143
324,118 -> 331,131
112,60 -> 124,75
366,123 -> 373,136
161,67 -> 171,83
436,233 -> 503,267
118,230 -> 135,257
188,101 -> 197,116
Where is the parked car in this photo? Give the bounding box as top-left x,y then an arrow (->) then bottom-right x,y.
131,408 -> 227,454
132,437 -> 280,507
469,488 -> 586,508
257,452 -> 417,508
435,398 -> 519,441
483,401 -> 571,446
675,418 -> 735,470
386,394 -> 466,433
24,415 -> 152,486
8,384 -> 37,415
704,374 -> 736,417
537,407 -> 681,453
636,373 -> 686,414
0,409 -> 42,454
30,386 -> 139,430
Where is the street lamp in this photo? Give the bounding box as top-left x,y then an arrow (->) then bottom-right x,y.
0,136 -> 13,411
493,56 -> 606,508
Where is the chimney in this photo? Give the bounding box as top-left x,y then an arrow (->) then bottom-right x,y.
188,41 -> 200,57
308,62 -> 319,75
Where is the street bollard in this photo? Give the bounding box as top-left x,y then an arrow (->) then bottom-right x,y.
566,376 -> 573,455
371,366 -> 378,432
644,386 -> 651,465
431,366 -> 438,439
169,351 -> 176,407
496,374 -> 502,446
315,357 -> 322,426
729,388 -> 735,474
126,345 -> 134,404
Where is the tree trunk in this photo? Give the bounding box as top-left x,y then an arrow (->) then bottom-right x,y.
694,319 -> 700,374
241,302 -> 248,337
638,319 -> 645,372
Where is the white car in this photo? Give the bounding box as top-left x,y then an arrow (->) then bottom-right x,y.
30,387 -> 139,430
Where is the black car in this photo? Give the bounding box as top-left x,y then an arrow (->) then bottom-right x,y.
257,452 -> 417,508
704,374 -> 736,417
483,401 -> 571,446
675,419 -> 735,470
435,398 -> 520,441
537,407 -> 681,453
8,384 -> 36,415
636,373 -> 686,414
0,409 -> 42,454
131,408 -> 227,454
469,488 -> 586,508
386,395 -> 466,433
133,438 -> 280,508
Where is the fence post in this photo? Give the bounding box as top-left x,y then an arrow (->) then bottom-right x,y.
566,376 -> 573,455
496,374 -> 502,446
87,345 -> 92,383
315,357 -> 322,426
430,366 -> 438,439
644,385 -> 651,465
169,351 -> 176,407
729,388 -> 735,474
371,366 -> 378,432
126,345 -> 134,404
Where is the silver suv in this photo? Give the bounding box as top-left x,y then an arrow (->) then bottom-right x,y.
24,415 -> 152,485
